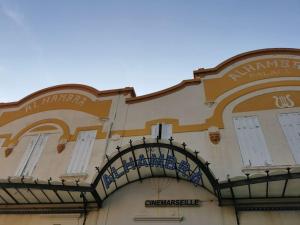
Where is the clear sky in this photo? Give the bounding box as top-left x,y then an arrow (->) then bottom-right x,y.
0,0 -> 299,102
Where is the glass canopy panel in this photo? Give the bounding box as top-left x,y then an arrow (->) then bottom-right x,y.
220,188 -> 232,198
284,179 -> 300,196
268,180 -> 286,197
233,185 -> 249,198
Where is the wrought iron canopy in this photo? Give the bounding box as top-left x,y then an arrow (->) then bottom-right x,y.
92,137 -> 218,202
0,137 -> 300,214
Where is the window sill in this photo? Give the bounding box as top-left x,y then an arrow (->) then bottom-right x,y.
60,173 -> 88,182
242,164 -> 299,174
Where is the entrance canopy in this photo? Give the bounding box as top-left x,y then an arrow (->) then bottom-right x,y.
0,177 -> 98,214
0,138 -> 299,214
93,137 -> 218,202
219,168 -> 300,211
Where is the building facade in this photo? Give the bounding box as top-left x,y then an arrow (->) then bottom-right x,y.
0,48 -> 299,224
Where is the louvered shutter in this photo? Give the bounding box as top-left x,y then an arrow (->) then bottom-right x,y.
278,112 -> 300,163
0,138 -> 5,149
16,134 -> 49,176
161,124 -> 172,139
233,116 -> 272,166
67,130 -> 97,174
22,134 -> 49,176
151,125 -> 159,139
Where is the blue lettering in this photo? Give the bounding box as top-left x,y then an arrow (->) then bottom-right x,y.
165,155 -> 176,170
137,154 -> 149,167
103,174 -> 114,189
111,166 -> 123,178
149,154 -> 164,168
178,160 -> 190,177
190,171 -> 202,186
123,157 -> 136,172
103,152 -> 202,190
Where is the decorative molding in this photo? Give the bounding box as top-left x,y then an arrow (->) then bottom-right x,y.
0,93 -> 112,127
1,82 -> 300,146
194,48 -> 300,77
114,82 -> 300,137
9,119 -> 70,147
234,91 -> 300,113
273,94 -> 295,109
0,119 -> 108,157
29,125 -> 58,133
209,132 -> 221,145
208,127 -> 221,145
57,143 -> 65,153
0,84 -> 135,109
202,57 -> 300,102
69,125 -> 106,141
206,80 -> 300,128
111,118 -> 208,137
125,79 -> 201,104
0,134 -> 12,148
5,148 -> 13,157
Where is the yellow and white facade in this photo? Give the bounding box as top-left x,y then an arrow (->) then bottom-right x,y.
0,48 -> 300,224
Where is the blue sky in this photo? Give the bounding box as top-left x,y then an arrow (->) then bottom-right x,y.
0,0 -> 299,102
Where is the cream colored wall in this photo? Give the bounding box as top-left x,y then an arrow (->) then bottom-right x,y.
0,71 -> 298,183
0,90 -> 120,181
118,84 -> 208,130
239,211 -> 300,225
104,81 -> 300,181
220,85 -> 300,179
0,214 -> 83,225
0,53 -> 299,225
94,178 -> 236,225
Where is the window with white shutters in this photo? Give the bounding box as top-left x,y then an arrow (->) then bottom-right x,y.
233,116 -> 272,167
67,130 -> 97,174
16,134 -> 49,176
151,124 -> 172,139
278,112 -> 300,164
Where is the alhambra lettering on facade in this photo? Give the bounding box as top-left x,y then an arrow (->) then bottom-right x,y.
102,153 -> 202,189
24,93 -> 88,112
229,59 -> 300,81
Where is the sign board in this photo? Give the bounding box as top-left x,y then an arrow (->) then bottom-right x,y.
145,199 -> 201,207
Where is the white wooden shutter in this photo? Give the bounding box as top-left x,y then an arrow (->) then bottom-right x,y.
278,112 -> 300,164
161,124 -> 172,139
151,125 -> 159,138
67,130 -> 97,174
233,116 -> 272,166
16,134 -> 49,176
0,138 -> 5,149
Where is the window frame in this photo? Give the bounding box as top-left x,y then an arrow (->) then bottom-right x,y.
151,123 -> 172,140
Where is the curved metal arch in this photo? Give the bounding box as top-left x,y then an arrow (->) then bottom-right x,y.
92,138 -> 218,204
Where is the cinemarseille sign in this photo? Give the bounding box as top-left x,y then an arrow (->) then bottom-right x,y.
102,153 -> 202,189
145,199 -> 201,207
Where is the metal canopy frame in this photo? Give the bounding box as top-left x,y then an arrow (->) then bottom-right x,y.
218,169 -> 300,209
0,177 -> 99,214
92,137 -> 218,204
0,137 -> 299,217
